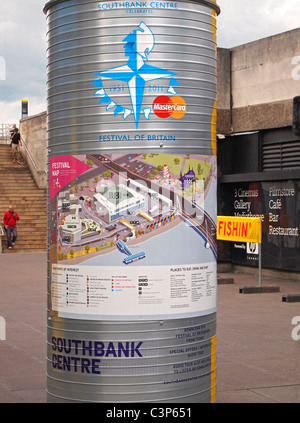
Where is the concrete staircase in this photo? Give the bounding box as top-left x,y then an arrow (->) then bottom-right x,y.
0,144 -> 47,253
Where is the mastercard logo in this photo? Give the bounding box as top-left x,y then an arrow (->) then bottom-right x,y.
152,95 -> 186,119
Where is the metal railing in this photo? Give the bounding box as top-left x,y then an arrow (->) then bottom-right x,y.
0,225 -> 4,254
0,123 -> 13,144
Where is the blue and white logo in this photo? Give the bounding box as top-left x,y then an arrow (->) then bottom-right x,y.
92,22 -> 180,129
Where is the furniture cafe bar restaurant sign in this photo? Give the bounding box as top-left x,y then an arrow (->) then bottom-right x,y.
229,182 -> 300,271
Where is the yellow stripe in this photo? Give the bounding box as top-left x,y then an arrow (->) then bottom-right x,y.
211,3 -> 218,158
211,335 -> 217,403
120,219 -> 135,230
139,211 -> 154,222
211,97 -> 217,156
212,9 -> 217,54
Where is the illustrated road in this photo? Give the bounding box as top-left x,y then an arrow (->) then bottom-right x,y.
89,153 -> 217,257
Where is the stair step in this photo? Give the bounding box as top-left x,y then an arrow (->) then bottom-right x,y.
1,148 -> 48,253
0,190 -> 39,193
2,241 -> 47,247
3,249 -> 46,254
0,178 -> 39,181
0,197 -> 47,201
0,167 -> 31,172
0,181 -> 34,184
14,223 -> 47,227
3,247 -> 47,253
8,226 -> 47,231
0,200 -> 45,204
0,210 -> 47,214
2,240 -> 47,247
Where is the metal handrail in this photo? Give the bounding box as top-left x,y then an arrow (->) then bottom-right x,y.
0,226 -> 3,254
20,135 -> 47,175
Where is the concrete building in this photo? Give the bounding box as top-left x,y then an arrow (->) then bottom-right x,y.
61,214 -> 82,243
217,28 -> 300,279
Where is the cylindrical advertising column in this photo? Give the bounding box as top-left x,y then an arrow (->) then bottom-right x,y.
44,0 -> 220,403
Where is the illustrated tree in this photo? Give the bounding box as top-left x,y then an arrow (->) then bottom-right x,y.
197,164 -> 203,175
70,249 -> 74,257
85,245 -> 90,253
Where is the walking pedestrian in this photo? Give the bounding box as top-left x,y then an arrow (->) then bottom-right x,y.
3,205 -> 20,250
10,128 -> 22,164
9,123 -> 17,137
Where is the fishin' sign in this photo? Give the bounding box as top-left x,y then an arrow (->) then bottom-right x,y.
217,216 -> 262,244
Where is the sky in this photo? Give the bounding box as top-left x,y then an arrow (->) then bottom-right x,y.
0,0 -> 300,123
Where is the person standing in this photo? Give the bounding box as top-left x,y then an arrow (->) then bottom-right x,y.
10,128 -> 22,164
3,205 -> 20,250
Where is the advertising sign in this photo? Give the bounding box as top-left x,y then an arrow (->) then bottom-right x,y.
21,99 -> 28,119
217,216 -> 261,243
230,181 -> 300,270
49,152 -> 217,321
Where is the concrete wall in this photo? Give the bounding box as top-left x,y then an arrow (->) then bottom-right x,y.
217,48 -> 231,134
217,28 -> 300,134
19,112 -> 47,189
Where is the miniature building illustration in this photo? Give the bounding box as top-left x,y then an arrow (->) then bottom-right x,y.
93,183 -> 145,223
179,167 -> 196,190
61,214 -> 82,243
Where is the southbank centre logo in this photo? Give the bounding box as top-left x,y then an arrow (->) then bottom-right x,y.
92,21 -> 186,129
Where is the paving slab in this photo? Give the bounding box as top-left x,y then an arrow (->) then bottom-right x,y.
216,271 -> 300,403
0,253 -> 46,403
0,253 -> 299,403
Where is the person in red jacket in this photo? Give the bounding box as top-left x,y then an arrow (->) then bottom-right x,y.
3,205 -> 20,250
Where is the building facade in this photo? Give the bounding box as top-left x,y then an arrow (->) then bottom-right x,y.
217,28 -> 300,278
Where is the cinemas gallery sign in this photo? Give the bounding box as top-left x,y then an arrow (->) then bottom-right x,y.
229,181 -> 300,271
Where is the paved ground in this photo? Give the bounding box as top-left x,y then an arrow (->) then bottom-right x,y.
0,252 -> 299,403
